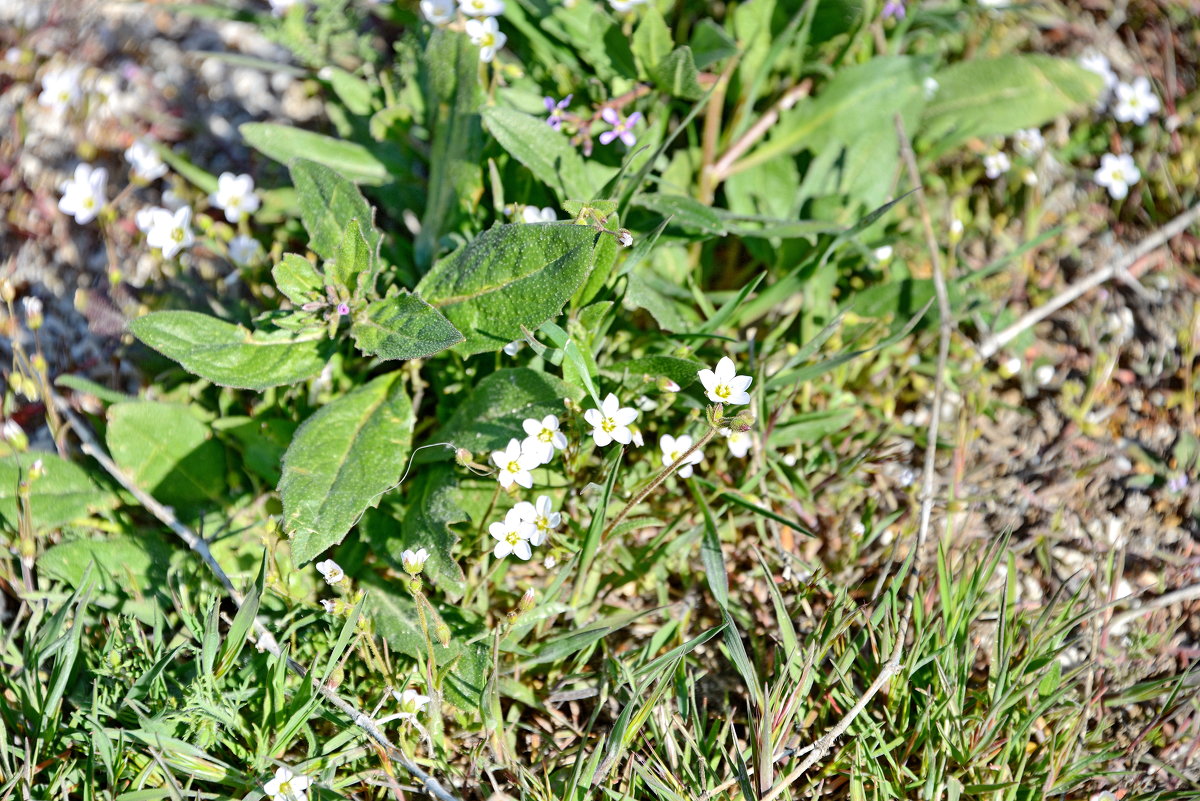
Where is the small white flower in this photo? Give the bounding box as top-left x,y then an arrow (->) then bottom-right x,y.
583,393 -> 638,447
1013,128 -> 1044,158
465,16 -> 506,62
521,415 -> 567,463
263,767 -> 312,801
490,437 -> 540,489
459,0 -> 503,14
1079,50 -> 1118,94
393,687 -> 431,718
2,420 -> 25,445
635,395 -> 656,412
521,205 -> 557,223
630,426 -> 644,448
873,245 -> 893,262
401,547 -> 429,576
490,508 -> 535,559
320,599 -> 338,613
503,340 -> 523,356
608,0 -> 646,10
144,206 -> 195,259
659,434 -> 703,478
124,138 -> 168,182
1000,356 -> 1022,377
420,0 -> 456,22
135,206 -> 165,233
38,65 -> 84,114
513,495 -> 561,546
616,229 -> 633,247
923,76 -> 939,98
1090,793 -> 1117,801
983,151 -> 1010,180
22,296 -> 43,322
228,235 -> 263,266
697,357 -> 752,405
1094,152 -> 1140,200
1112,77 -> 1160,126
1034,364 -> 1055,385
315,559 -> 345,585
58,164 -> 107,225
719,427 -> 752,458
949,217 -> 964,239
209,172 -> 261,223
544,554 -> 557,569
1019,167 -> 1038,186
269,0 -> 302,15
782,453 -> 797,467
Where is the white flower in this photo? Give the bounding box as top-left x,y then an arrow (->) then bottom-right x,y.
697,357 -> 752,405
269,0 -> 301,15
923,76 -> 939,98
782,453 -> 797,467
1000,356 -> 1022,377
583,393 -> 638,447
393,687 -> 431,719
491,437 -> 539,489
1094,152 -> 1140,200
521,205 -> 556,223
209,172 -> 261,223
401,547 -> 429,576
38,65 -> 83,114
144,206 -> 195,259
719,427 -> 752,458
1013,128 -> 1044,158
949,217 -> 964,239
490,508 -> 535,560
1019,167 -> 1038,186
459,0 -> 503,14
608,0 -> 646,10
544,554 -> 557,569
630,426 -> 644,448
228,235 -> 263,266
503,340 -> 523,356
1034,364 -> 1055,385
124,138 -> 168,182
263,767 -> 311,801
1079,50 -> 1118,93
873,245 -> 893,262
464,16 -> 506,62
315,559 -> 345,585
421,0 -> 456,23
1112,77 -> 1160,126
320,599 -> 338,613
512,495 -> 561,546
135,206 -> 165,233
58,164 -> 107,225
659,434 -> 704,479
521,415 -> 567,464
983,151 -> 1010,180
1090,793 -> 1117,801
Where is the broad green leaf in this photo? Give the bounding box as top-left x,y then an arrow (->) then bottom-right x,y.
39,532 -> 171,593
130,311 -> 330,390
417,29 -> 484,271
653,46 -> 704,100
572,213 -> 620,307
440,368 -> 580,454
289,159 -> 382,263
481,106 -> 595,202
323,66 -> 375,115
633,194 -> 726,235
922,55 -> 1104,148
107,402 -> 226,507
624,271 -> 697,332
350,293 -> 464,360
0,452 -> 116,531
631,4 -> 673,80
416,223 -> 600,356
273,253 -> 325,306
240,122 -> 390,184
279,371 -> 414,564
606,355 -> 704,388
331,219 -> 370,297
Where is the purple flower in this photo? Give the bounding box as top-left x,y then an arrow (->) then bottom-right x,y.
1167,475 -> 1189,493
337,303 -> 350,316
544,94 -> 572,131
598,108 -> 642,147
882,0 -> 906,18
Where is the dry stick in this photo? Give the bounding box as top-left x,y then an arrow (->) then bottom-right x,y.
52,397 -> 464,801
1109,581 -> 1200,631
978,202 -> 1200,359
761,115 -> 953,801
709,81 -> 812,184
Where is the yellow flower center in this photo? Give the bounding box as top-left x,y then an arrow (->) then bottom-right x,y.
279,781 -> 292,795
669,450 -> 681,462
535,516 -> 548,531
505,530 -> 520,546
538,428 -> 553,442
714,383 -> 731,399
480,33 -> 495,47
171,227 -> 184,243
82,197 -> 95,209
506,459 -> 520,474
600,418 -> 615,433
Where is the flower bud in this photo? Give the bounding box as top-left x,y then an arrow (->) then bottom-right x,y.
657,377 -> 680,393
616,229 -> 633,248
731,409 -> 756,432
519,587 -> 535,613
1,420 -> 28,451
0,279 -> 14,304
28,458 -> 45,481
705,404 -> 725,428
300,301 -> 326,312
434,621 -> 451,647
21,297 -> 43,330
454,447 -> 473,467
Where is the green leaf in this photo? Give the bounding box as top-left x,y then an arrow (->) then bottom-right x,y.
331,219 -> 370,297
633,194 -> 726,235
481,107 -> 596,202
273,253 -> 325,306
38,532 -> 171,593
652,46 -> 704,100
350,292 -> 464,361
606,355 -> 704,388
106,402 -> 226,507
631,4 -> 673,79
240,122 -> 390,184
440,368 -> 580,454
323,66 -> 375,115
279,371 -> 414,564
416,223 -> 599,356
377,465 -> 468,599
130,311 -> 330,391
289,159 -> 382,263
538,320 -> 602,409
624,271 -> 696,332
0,452 -> 116,531
921,55 -> 1104,148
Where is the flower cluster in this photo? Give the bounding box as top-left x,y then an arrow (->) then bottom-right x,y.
1078,50 -> 1159,200
421,0 -> 508,63
490,495 -> 562,560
